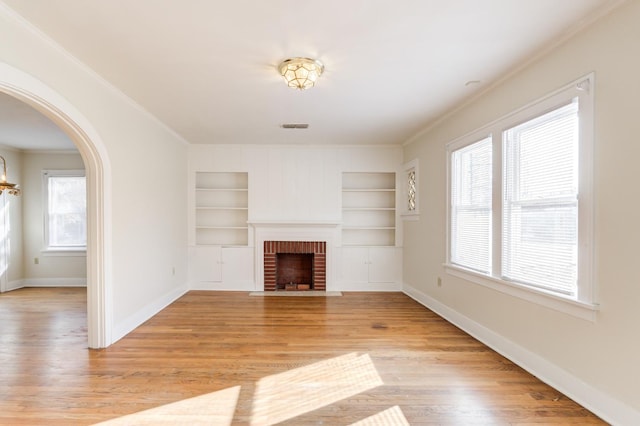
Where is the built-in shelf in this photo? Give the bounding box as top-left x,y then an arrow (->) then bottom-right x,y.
342,172 -> 396,246
195,172 -> 248,246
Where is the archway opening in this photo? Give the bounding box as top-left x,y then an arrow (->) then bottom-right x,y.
1,63 -> 111,348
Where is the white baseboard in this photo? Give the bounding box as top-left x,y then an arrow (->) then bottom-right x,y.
189,280 -> 255,291
189,281 -> 403,292
5,279 -> 25,292
333,281 -> 402,292
402,283 -> 639,426
112,284 -> 189,343
188,281 -> 402,292
22,277 -> 87,287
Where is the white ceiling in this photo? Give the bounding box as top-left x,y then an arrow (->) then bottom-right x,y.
0,92 -> 76,151
1,0 -> 621,147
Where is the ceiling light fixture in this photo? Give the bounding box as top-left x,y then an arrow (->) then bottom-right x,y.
0,156 -> 20,196
278,57 -> 324,90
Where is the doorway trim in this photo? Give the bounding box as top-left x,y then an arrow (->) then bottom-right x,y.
0,62 -> 112,348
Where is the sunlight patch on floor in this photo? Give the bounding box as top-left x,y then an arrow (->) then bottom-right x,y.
93,385 -> 240,426
91,353 -> 386,425
349,405 -> 409,425
251,352 -> 383,425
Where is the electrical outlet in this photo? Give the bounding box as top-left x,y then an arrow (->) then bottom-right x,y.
172,266 -> 175,276
437,276 -> 442,287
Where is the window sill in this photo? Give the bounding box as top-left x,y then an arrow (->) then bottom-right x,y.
42,248 -> 87,257
444,263 -> 599,322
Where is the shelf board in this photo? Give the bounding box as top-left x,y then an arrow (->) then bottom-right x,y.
196,226 -> 249,230
195,188 -> 248,192
342,226 -> 395,230
196,206 -> 248,210
195,244 -> 250,247
342,244 -> 398,247
342,188 -> 395,192
342,207 -> 395,211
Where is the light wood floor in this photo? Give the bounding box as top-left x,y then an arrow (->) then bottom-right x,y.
0,288 -> 604,425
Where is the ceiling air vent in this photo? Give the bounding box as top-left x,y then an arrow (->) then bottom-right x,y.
281,123 -> 309,129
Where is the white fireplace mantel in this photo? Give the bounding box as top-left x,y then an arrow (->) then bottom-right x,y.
248,220 -> 341,227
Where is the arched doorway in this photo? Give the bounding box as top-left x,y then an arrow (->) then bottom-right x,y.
0,62 -> 112,348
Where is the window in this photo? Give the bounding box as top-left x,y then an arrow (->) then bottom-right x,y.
502,101 -> 578,295
446,75 -> 595,319
43,170 -> 86,252
450,137 -> 492,274
407,170 -> 416,211
401,159 -> 419,219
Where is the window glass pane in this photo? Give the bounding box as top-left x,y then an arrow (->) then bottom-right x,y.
502,100 -> 578,295
48,176 -> 86,247
451,137 -> 492,273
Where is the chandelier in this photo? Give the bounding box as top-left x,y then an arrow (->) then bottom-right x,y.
0,156 -> 20,196
278,57 -> 324,90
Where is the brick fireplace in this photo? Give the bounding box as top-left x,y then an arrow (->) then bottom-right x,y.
264,241 -> 326,291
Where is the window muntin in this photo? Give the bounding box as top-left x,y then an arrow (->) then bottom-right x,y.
44,171 -> 86,250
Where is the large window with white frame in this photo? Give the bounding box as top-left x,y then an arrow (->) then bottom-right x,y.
446,75 -> 595,319
43,170 -> 87,252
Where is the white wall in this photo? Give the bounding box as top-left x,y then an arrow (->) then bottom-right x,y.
403,1 -> 640,423
0,6 -> 189,343
246,146 -> 342,222
21,152 -> 86,283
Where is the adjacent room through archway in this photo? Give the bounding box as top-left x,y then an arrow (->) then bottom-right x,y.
0,63 -> 111,348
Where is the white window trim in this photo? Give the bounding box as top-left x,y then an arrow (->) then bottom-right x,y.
445,74 -> 597,321
42,169 -> 87,255
401,158 -> 419,220
41,249 -> 86,257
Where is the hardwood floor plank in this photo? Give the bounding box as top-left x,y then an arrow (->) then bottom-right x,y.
0,288 -> 605,425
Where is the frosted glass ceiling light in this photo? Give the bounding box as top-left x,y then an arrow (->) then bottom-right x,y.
278,57 -> 324,90
0,156 -> 20,196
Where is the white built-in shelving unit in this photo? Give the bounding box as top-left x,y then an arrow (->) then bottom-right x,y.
195,172 -> 248,246
342,172 -> 396,246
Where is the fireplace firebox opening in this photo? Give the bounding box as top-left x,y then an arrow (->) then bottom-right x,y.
276,253 -> 313,291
